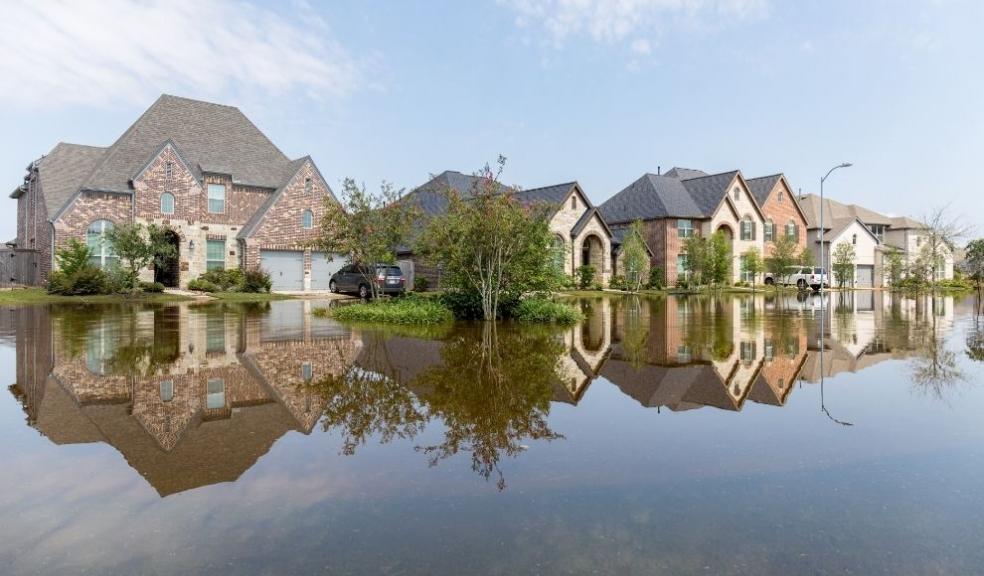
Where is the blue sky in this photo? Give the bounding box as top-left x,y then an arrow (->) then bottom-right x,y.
2,0 -> 982,241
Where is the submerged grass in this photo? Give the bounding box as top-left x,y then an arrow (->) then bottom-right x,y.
314,296 -> 453,325
205,291 -> 294,301
0,287 -> 193,305
513,297 -> 584,325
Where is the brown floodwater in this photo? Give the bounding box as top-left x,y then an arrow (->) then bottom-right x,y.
0,292 -> 982,575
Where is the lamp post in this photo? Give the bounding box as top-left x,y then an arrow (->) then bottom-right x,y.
819,162 -> 852,295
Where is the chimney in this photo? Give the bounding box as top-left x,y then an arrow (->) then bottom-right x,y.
657,166 -> 661,175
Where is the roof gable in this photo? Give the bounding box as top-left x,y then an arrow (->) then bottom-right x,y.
745,174 -> 782,206
36,143 -> 107,219
599,173 -> 704,223
238,157 -> 330,239
82,94 -> 294,193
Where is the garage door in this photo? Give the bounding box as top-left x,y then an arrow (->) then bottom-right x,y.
856,264 -> 874,287
260,250 -> 304,291
310,252 -> 346,290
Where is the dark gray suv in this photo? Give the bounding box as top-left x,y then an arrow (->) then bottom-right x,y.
329,264 -> 406,298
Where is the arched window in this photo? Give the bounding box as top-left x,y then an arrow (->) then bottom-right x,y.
305,177 -> 312,195
764,219 -> 774,242
777,190 -> 784,203
302,209 -> 314,229
160,192 -> 175,214
733,187 -> 740,201
86,220 -> 117,269
852,233 -> 857,245
740,216 -> 755,241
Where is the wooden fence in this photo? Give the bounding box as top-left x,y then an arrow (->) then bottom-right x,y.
0,249 -> 39,286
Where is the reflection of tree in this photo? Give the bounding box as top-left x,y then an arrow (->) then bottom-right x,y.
683,296 -> 734,361
413,323 -> 564,489
968,297 -> 984,363
910,299 -> 964,399
619,297 -> 649,369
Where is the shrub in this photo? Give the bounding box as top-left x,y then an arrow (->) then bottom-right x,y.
513,297 -> 584,325
609,275 -> 628,291
577,265 -> 596,289
104,267 -> 138,294
647,267 -> 665,290
242,268 -> 272,293
439,289 -> 519,320
47,266 -> 107,295
199,268 -> 245,291
54,239 -> 94,277
324,295 -> 452,325
139,281 -> 165,293
413,276 -> 430,292
187,278 -> 219,292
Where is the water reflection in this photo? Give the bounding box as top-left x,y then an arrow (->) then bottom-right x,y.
4,291 -> 967,497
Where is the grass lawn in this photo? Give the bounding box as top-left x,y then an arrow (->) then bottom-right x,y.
314,297 -> 453,325
0,288 -> 193,305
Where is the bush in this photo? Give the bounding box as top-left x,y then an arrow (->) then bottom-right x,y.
103,267 -> 137,294
242,268 -> 272,293
139,281 -> 165,293
198,268 -> 245,291
513,297 -> 584,325
647,267 -> 665,290
187,278 -> 219,292
323,295 -> 453,325
609,275 -> 628,291
413,276 -> 430,292
439,289 -> 520,320
577,265 -> 596,289
47,266 -> 107,295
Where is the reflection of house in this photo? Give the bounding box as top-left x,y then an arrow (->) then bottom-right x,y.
553,298 -> 612,404
9,301 -> 361,496
601,296 -> 807,412
399,172 -> 614,287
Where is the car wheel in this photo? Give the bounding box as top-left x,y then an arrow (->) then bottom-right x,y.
329,280 -> 338,293
797,279 -> 807,289
358,284 -> 369,299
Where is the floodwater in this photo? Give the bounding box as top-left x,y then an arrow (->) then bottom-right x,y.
1,292 -> 982,575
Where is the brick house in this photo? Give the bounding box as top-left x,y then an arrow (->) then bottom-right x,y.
599,167 -> 767,286
10,94 -> 340,291
745,173 -> 808,257
398,171 -> 614,287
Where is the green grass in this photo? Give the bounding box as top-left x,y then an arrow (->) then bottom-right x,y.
314,296 -> 453,325
513,297 -> 584,325
204,291 -> 294,301
0,287 -> 193,305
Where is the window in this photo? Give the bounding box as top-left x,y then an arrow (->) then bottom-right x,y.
302,362 -> 313,381
740,256 -> 755,283
571,195 -> 577,210
160,192 -> 175,214
304,177 -> 312,195
206,239 -> 225,271
85,321 -> 115,375
206,312 -> 225,353
302,209 -> 314,229
164,161 -> 173,182
86,220 -> 118,269
778,190 -> 784,203
160,380 -> 174,402
764,219 -> 774,242
207,183 -> 225,213
677,219 -> 694,238
677,254 -> 689,280
740,341 -> 757,365
916,236 -> 922,247
852,233 -> 857,245
733,187 -> 740,201
206,379 -> 225,409
786,220 -> 798,241
677,345 -> 692,363
740,216 -> 755,241
870,224 -> 885,242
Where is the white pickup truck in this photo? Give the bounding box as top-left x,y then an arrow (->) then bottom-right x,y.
764,266 -> 828,291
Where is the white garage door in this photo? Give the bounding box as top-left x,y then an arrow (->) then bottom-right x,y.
856,265 -> 874,287
310,252 -> 345,290
261,250 -> 304,291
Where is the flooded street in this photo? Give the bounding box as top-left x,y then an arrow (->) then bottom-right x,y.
1,293 -> 983,575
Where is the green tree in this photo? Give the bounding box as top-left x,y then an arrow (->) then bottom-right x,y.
314,178 -> 416,298
884,247 -> 905,289
920,206 -> 969,289
766,233 -> 799,288
706,231 -> 732,286
741,247 -> 764,289
799,247 -> 815,267
106,222 -> 176,290
55,238 -> 94,276
621,220 -> 649,292
831,242 -> 856,288
966,239 -> 984,291
418,157 -> 558,320
682,234 -> 708,287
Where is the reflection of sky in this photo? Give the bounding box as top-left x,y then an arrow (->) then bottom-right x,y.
1,298 -> 983,575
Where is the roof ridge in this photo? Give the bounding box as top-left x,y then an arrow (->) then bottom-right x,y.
159,93 -> 240,110
79,94 -> 170,191
746,173 -> 783,181
521,181 -> 577,193
679,169 -> 739,181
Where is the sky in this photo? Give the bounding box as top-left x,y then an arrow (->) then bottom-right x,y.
1,0 -> 982,241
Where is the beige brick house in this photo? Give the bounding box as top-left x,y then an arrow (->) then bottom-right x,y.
10,95 -> 340,290
398,171 -> 614,287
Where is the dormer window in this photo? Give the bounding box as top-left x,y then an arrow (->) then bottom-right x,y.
207,183 -> 225,213
305,177 -> 312,195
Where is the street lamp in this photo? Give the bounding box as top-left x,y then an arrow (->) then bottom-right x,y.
819,162 -> 852,295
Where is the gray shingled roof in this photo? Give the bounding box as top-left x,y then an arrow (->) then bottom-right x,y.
680,171 -> 740,215
746,174 -> 781,206
662,167 -> 708,179
599,173 -> 704,224
517,181 -> 577,206
36,143 -> 108,219
81,94 -> 294,193
403,171 -> 511,217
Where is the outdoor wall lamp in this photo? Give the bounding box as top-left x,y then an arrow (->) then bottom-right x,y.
188,239 -> 195,253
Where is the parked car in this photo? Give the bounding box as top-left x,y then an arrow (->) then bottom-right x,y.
764,266 -> 828,291
329,264 -> 405,298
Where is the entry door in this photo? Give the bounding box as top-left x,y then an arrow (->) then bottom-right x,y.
260,250 -> 304,291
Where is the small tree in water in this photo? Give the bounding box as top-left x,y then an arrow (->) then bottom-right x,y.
767,234 -> 799,288
418,156 -> 558,320
620,220 -> 649,292
832,242 -> 856,288
313,178 -> 416,299
741,247 -> 764,289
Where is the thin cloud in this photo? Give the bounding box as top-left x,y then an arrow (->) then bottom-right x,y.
502,0 -> 769,48
0,0 -> 363,108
